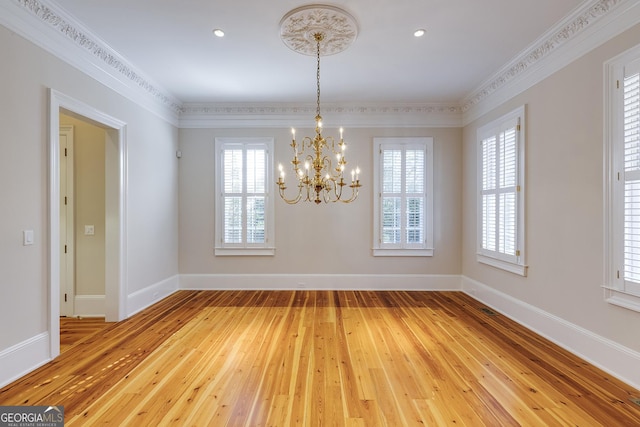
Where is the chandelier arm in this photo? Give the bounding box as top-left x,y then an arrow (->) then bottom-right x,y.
277,182 -> 304,204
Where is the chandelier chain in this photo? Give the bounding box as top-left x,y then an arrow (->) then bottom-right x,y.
316,33 -> 322,118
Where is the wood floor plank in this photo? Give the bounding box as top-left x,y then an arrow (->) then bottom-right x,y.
1,290 -> 640,426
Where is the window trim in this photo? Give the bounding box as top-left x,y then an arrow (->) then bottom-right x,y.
604,44 -> 640,312
214,137 -> 275,256
476,105 -> 527,276
373,137 -> 434,257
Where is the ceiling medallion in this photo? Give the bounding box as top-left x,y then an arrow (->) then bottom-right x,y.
279,5 -> 358,56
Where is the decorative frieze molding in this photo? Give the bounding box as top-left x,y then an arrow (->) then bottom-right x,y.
181,103 -> 461,116
8,0 -> 182,120
179,103 -> 463,128
461,0 -> 633,122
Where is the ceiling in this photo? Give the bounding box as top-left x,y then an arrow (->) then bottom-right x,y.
51,0 -> 585,107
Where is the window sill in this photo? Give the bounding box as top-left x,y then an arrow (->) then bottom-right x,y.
373,248 -> 434,257
477,254 -> 528,276
215,247 -> 275,256
603,287 -> 640,313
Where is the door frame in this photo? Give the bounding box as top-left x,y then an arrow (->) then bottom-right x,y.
48,89 -> 128,358
59,125 -> 75,317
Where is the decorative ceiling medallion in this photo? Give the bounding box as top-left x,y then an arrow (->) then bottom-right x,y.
279,5 -> 358,56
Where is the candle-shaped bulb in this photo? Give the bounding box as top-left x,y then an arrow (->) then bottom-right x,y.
351,169 -> 355,181
339,127 -> 344,139
278,163 -> 283,172
291,128 -> 296,137
304,161 -> 309,170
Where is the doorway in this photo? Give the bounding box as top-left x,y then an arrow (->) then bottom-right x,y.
48,89 -> 127,359
59,116 -> 109,318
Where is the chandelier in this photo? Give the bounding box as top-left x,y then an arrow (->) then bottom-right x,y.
277,6 -> 361,204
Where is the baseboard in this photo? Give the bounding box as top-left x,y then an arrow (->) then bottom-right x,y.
74,295 -> 105,317
127,274 -> 180,317
0,332 -> 50,389
461,275 -> 640,391
179,273 -> 462,291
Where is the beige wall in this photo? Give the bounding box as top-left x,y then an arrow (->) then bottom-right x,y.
462,22 -> 640,354
179,126 -> 462,276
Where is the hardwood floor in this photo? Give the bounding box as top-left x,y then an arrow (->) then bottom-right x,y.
60,317 -> 109,353
1,290 -> 639,426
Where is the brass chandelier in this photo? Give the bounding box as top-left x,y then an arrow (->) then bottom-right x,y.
277,6 -> 361,204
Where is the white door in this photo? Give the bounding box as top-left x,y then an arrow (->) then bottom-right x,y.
60,125 -> 74,317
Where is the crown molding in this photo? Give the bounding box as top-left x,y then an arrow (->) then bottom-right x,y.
178,103 -> 463,128
0,0 -> 181,125
2,0 -> 636,129
462,0 -> 639,125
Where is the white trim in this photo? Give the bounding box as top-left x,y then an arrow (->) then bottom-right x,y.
73,295 -> 105,318
605,291 -> 640,312
372,248 -> 434,257
477,254 -> 528,277
214,248 -> 276,256
0,332 -> 50,389
49,89 -> 128,363
126,275 -> 180,317
462,276 -> 640,391
179,274 -> 461,291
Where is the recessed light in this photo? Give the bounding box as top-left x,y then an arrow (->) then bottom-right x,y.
414,29 -> 426,37
213,29 -> 225,37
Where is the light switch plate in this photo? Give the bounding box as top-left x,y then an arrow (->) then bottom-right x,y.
85,225 -> 95,235
23,230 -> 34,245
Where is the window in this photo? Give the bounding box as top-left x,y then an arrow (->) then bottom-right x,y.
373,137 -> 433,256
214,137 -> 274,255
605,46 -> 640,311
477,106 -> 527,275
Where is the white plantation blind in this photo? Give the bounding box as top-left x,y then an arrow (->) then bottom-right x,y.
381,146 -> 425,246
214,137 -> 274,255
477,106 -> 525,275
374,137 -> 433,256
623,70 -> 640,285
481,126 -> 518,257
